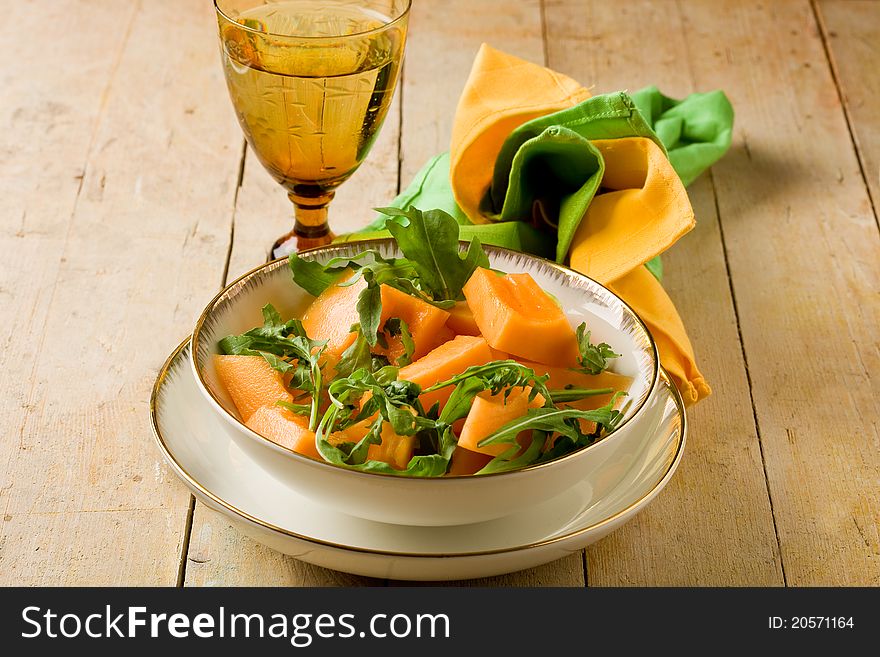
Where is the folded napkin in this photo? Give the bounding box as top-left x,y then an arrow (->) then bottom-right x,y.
349,45 -> 733,405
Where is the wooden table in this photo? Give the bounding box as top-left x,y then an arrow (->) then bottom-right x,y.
2,0 -> 877,587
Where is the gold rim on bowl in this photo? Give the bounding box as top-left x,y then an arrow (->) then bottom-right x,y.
151,337 -> 686,559
190,239 -> 661,481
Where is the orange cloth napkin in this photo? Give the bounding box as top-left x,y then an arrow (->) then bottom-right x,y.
449,45 -> 709,404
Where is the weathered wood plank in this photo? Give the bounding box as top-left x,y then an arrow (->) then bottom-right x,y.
0,0 -> 241,584
679,0 -> 880,585
544,0 -> 784,586
815,0 -> 880,222
185,509 -> 381,586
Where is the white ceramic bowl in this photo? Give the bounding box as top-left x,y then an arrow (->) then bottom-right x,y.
191,241 -> 660,526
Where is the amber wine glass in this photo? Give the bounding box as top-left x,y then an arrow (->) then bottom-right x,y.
215,0 -> 410,256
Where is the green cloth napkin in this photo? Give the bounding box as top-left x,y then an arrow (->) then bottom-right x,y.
346,86 -> 734,279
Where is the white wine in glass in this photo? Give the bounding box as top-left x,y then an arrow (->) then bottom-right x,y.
215,0 -> 410,255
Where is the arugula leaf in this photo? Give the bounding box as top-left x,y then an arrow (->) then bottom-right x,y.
574,323 -> 621,375
477,399 -> 625,450
334,327 -> 373,379
356,276 -> 383,346
275,400 -> 311,416
288,253 -> 347,297
548,387 -> 614,403
355,454 -> 451,477
376,206 -> 489,301
437,377 -> 490,424
314,387 -> 451,477
476,431 -> 548,475
383,317 -> 415,366
423,360 -> 552,406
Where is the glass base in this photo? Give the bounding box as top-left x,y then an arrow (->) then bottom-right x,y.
271,230 -> 335,260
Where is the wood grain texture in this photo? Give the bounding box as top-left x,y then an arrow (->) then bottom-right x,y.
544,0 -> 784,586
0,0 -> 240,584
400,0 -> 546,183
185,508 -> 381,587
7,0 -> 876,588
815,0 -> 880,220
679,0 -> 880,585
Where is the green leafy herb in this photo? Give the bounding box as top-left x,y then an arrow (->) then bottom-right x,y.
383,317 -> 415,366
288,254 -> 347,297
476,431 -> 549,475
313,366 -> 453,477
275,400 -> 311,416
573,323 -> 621,375
477,394 -> 627,452
548,387 -> 614,403
356,273 -> 383,346
423,359 -> 552,406
376,206 -> 490,301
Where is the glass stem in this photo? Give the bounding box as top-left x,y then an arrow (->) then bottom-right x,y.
273,191 -> 336,257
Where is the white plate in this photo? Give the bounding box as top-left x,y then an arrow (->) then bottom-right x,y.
151,339 -> 686,581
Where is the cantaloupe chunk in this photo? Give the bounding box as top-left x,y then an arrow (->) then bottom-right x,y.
301,271 -> 451,364
245,404 -> 320,460
398,335 -> 496,413
214,354 -> 293,422
516,360 -> 632,411
375,285 -> 451,363
446,300 -> 482,336
421,325 -> 455,357
457,386 -> 546,457
518,360 -> 631,438
447,446 -> 493,475
301,269 -> 365,357
342,420 -> 417,471
462,267 -> 579,366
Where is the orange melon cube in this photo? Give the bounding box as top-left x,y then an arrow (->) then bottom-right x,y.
516,360 -> 632,411
374,285 -> 451,363
446,300 -> 482,336
457,386 -> 546,457
213,354 -> 293,422
301,269 -> 365,357
301,270 -> 451,364
398,335 -> 496,413
447,446 -> 493,475
245,405 -> 320,460
462,268 -> 579,366
342,420 -> 417,471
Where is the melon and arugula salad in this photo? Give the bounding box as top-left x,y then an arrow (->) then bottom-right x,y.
213,207 -> 632,477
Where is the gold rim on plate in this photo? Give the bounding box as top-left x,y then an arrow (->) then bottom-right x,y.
150,337 -> 686,560
190,239 -> 661,481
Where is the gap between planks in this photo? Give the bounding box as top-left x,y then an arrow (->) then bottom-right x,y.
809,0 -> 879,234
672,0 -> 789,586
711,170 -> 788,586
674,0 -> 788,585
176,136 -> 248,588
